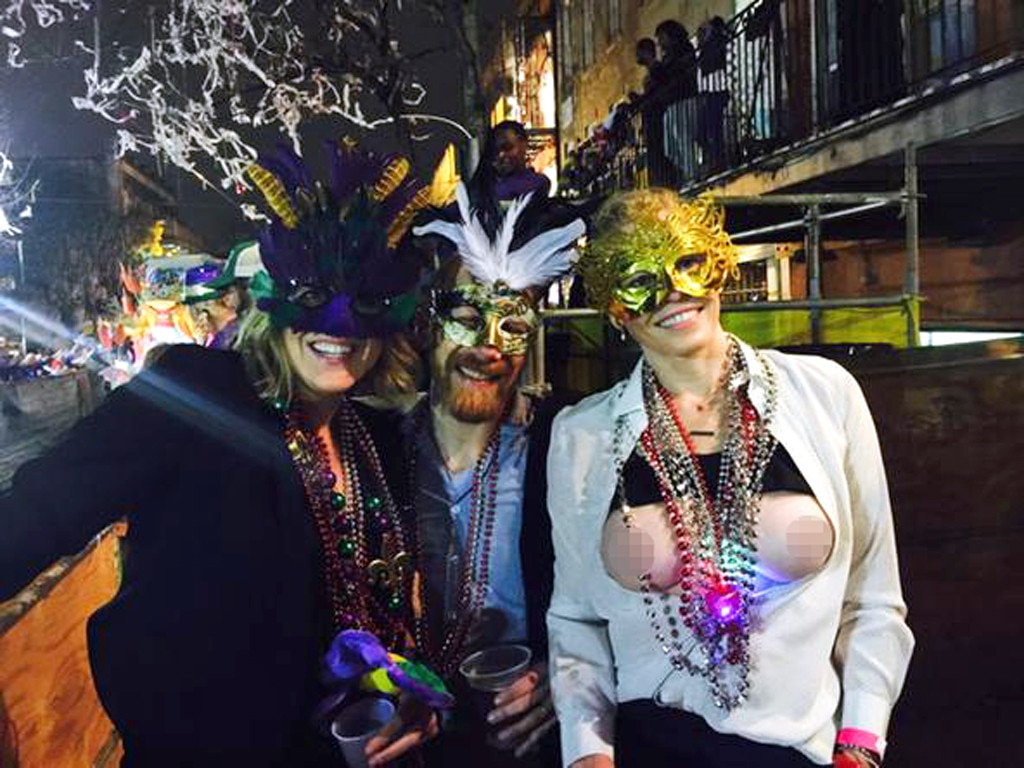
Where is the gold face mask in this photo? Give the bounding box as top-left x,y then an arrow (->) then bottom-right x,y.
580,191 -> 739,319
433,282 -> 537,356
613,250 -> 723,315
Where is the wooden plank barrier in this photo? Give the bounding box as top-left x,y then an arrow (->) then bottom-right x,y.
0,526 -> 125,768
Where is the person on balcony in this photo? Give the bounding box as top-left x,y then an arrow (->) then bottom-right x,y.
636,38 -> 668,97
695,16 -> 731,174
645,21 -> 700,184
697,16 -> 729,77
836,0 -> 904,120
655,20 -> 699,100
0,143 -> 440,767
633,37 -> 670,187
469,121 -> 551,224
547,190 -> 914,768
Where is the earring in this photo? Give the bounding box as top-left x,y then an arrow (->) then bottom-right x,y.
619,327 -> 627,342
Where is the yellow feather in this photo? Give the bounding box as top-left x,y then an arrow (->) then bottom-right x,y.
387,186 -> 432,249
427,145 -> 460,207
372,157 -> 410,202
246,164 -> 300,229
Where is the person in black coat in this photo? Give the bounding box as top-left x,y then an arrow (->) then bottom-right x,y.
0,143 -> 441,767
407,183 -> 589,767
636,37 -> 668,97
655,20 -> 699,100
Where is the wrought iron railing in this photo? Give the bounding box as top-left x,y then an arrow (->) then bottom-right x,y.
560,0 -> 1023,196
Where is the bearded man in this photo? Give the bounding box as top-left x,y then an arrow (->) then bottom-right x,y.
388,186 -> 586,768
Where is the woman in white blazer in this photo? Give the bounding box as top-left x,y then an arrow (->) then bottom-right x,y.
546,190 -> 913,768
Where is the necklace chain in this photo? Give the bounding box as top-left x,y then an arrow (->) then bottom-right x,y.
283,399 -> 415,652
408,404 -> 504,677
616,336 -> 779,709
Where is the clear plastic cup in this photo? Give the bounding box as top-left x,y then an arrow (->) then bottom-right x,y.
329,696 -> 396,768
459,644 -> 533,748
459,644 -> 533,693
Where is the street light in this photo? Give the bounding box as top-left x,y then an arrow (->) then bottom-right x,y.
15,202 -> 32,355
15,238 -> 25,355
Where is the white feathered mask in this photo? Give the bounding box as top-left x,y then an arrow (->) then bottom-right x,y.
412,182 -> 586,291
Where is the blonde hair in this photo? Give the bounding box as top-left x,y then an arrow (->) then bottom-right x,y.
235,310 -> 421,406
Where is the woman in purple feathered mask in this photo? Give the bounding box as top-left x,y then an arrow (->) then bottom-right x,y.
0,140 -> 443,766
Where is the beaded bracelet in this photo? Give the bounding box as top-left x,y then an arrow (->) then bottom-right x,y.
834,744 -> 882,768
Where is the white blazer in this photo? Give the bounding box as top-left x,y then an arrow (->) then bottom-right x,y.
546,341 -> 914,766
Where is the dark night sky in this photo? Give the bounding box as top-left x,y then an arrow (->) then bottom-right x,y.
0,1 -> 512,253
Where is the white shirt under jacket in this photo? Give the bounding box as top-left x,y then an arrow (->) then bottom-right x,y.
546,341 -> 914,766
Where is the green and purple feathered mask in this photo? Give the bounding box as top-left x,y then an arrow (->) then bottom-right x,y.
247,141 -> 432,338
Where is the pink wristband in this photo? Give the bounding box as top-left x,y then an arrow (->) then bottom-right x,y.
836,728 -> 884,755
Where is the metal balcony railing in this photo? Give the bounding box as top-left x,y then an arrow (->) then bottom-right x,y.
560,0 -> 1023,197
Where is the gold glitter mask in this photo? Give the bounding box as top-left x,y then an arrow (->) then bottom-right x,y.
581,191 -> 740,319
433,283 -> 537,356
613,251 -> 721,315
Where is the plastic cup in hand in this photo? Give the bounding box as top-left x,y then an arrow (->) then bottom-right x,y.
459,644 -> 533,694
329,696 -> 396,768
459,644 -> 533,746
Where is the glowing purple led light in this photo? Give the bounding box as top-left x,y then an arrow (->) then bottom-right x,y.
705,583 -> 743,625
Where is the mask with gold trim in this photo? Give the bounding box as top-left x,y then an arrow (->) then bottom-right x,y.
414,182 -> 586,355
432,282 -> 538,356
579,190 -> 739,320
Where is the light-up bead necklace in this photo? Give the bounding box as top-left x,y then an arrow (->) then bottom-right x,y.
615,336 -> 778,709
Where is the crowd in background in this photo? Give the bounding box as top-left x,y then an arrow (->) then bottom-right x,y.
561,16 -> 731,197
0,335 -> 96,382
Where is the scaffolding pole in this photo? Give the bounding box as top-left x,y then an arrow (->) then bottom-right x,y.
805,203 -> 822,343
730,200 -> 892,241
904,142 -> 921,347
718,192 -> 905,205
16,238 -> 26,355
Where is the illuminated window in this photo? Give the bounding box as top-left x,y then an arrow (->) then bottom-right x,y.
920,331 -> 1021,347
723,262 -> 769,304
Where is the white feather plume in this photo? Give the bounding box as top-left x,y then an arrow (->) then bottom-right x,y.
412,182 -> 583,291
453,183 -> 499,284
504,218 -> 586,290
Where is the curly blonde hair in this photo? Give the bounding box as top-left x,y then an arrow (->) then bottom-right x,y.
235,310 -> 421,407
580,188 -> 739,313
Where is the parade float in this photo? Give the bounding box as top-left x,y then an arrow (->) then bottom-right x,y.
96,221 -> 218,384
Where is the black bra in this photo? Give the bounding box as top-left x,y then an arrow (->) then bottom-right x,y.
618,441 -> 813,508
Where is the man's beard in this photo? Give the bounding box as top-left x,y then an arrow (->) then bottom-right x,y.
447,379 -> 513,423
437,350 -> 518,424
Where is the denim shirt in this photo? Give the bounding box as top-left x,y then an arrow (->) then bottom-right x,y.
408,406 -> 530,646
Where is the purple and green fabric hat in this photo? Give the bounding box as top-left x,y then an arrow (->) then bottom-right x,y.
247,141 -> 433,338
183,261 -> 226,305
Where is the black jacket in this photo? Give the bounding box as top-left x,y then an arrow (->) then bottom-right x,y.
521,399 -> 561,661
0,345 -> 406,766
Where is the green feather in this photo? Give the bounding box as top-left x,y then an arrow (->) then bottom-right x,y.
395,659 -> 450,696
